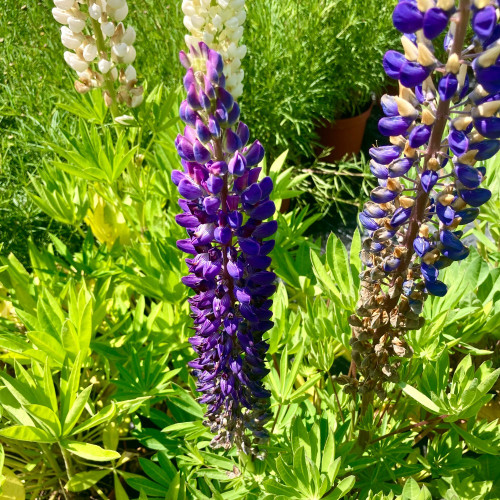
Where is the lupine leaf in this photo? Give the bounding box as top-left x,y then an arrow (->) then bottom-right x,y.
60,352 -> 84,424
399,382 -> 441,414
451,424 -> 500,456
0,388 -> 34,426
63,385 -> 93,436
290,373 -> 322,402
24,405 -> 61,437
66,470 -> 111,492
402,478 -> 420,499
276,455 -> 298,488
114,473 -> 131,500
138,458 -> 171,487
43,361 -> 58,414
126,477 -> 168,496
0,426 -> 55,443
321,429 -> 336,475
310,250 -> 342,303
326,232 -> 353,300
282,344 -> 304,400
293,446 -> 310,492
323,476 -> 356,500
62,441 -> 120,462
26,331 -> 65,364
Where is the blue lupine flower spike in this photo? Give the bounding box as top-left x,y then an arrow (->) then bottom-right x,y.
172,42 -> 275,457
345,0 -> 499,400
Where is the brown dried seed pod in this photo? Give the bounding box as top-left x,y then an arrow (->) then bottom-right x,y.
349,315 -> 363,327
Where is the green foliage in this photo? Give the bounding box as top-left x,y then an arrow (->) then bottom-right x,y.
263,417 -> 355,499
242,0 -> 399,160
1,2 -> 499,499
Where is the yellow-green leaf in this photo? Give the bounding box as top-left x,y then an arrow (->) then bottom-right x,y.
62,441 -> 120,462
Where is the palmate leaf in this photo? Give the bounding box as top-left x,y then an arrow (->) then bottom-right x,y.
62,385 -> 92,436
56,89 -> 108,124
266,416 -> 353,499
417,354 -> 500,421
28,166 -> 88,226
48,119 -> 137,184
71,402 -> 116,436
310,236 -> 356,311
24,404 -> 61,437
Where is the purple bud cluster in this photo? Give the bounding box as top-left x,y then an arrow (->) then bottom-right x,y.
348,0 -> 499,396
172,42 -> 276,454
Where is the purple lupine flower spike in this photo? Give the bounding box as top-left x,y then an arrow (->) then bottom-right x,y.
345,0 -> 499,401
173,42 -> 276,456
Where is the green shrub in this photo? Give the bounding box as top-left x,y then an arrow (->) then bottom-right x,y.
241,0 -> 399,160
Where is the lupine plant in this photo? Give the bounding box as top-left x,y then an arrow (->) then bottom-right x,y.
346,0 -> 500,422
0,0 -> 499,498
172,42 -> 276,455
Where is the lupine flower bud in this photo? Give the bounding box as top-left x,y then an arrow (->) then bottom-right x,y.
173,43 -> 275,456
348,0 -> 499,399
182,0 -> 247,99
50,0 -> 142,112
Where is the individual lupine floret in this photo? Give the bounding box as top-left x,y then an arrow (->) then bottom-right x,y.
172,42 -> 275,456
344,0 -> 499,399
51,0 -> 143,112
182,0 -> 247,99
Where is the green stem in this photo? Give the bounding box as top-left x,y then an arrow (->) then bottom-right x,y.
330,374 -> 345,423
59,444 -> 75,481
238,450 -> 256,474
370,414 -> 448,444
39,443 -> 63,477
357,391 -> 374,450
271,403 -> 282,435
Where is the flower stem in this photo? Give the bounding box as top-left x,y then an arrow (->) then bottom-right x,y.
369,414 -> 448,444
90,17 -> 119,119
401,0 -> 470,271
59,444 -> 74,481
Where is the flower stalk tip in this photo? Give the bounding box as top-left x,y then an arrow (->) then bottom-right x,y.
182,0 -> 247,99
51,0 -> 143,114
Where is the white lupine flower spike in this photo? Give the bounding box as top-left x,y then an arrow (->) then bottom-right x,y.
51,0 -> 143,116
182,0 -> 247,99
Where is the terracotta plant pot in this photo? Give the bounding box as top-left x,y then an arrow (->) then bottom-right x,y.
316,102 -> 373,162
